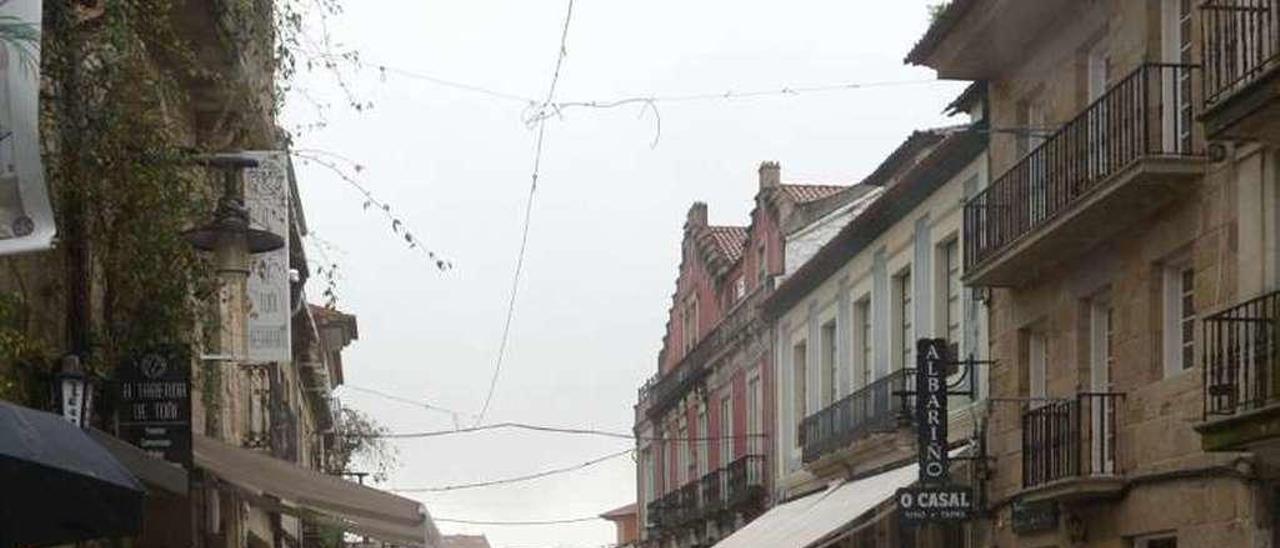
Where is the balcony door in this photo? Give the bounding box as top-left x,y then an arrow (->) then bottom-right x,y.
1161,0 -> 1193,154
1088,40 -> 1111,181
1090,296 -> 1116,475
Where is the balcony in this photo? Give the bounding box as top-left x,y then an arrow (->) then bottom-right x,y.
799,369 -> 914,465
1020,393 -> 1125,503
724,454 -> 767,512
1200,0 -> 1280,142
700,468 -> 724,517
1197,290 -> 1280,457
964,63 -> 1205,287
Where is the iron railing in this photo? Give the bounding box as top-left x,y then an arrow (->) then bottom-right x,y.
799,368 -> 914,463
1202,0 -> 1280,107
676,482 -> 699,524
1021,393 -> 1123,489
724,454 -> 766,508
700,468 -> 723,516
1204,289 -> 1280,417
963,63 -> 1200,271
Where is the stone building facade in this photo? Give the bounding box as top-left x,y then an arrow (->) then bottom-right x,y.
907,0 -> 1280,546
636,163 -> 877,547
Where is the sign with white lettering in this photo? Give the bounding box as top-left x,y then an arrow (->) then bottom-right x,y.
896,485 -> 973,524
916,338 -> 951,484
118,347 -> 191,468
244,151 -> 291,363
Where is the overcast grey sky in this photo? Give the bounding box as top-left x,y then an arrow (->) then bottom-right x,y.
283,1 -> 962,546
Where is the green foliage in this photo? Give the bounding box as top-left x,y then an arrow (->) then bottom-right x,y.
0,292 -> 47,402
41,1 -> 218,372
928,2 -> 952,23
330,406 -> 398,483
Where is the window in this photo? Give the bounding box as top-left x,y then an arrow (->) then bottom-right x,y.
1162,0 -> 1193,153
682,296 -> 699,355
821,320 -> 838,405
641,448 -> 654,504
677,422 -> 689,484
720,395 -> 733,466
697,405 -> 708,477
896,270 -> 914,370
943,240 -> 962,357
792,340 -> 807,444
855,297 -> 872,387
1163,262 -> 1195,376
756,244 -> 767,285
1029,332 -> 1047,404
734,276 -> 746,300
747,375 -> 761,455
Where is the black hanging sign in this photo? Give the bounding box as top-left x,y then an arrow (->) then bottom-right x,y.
896,485 -> 974,524
117,346 -> 192,468
916,337 -> 951,484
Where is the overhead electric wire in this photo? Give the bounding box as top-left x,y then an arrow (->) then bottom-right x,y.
370,421 -> 769,443
474,0 -> 577,427
432,516 -> 601,526
341,384 -> 474,420
389,446 -> 630,493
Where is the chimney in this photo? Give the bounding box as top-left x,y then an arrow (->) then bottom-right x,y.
686,202 -> 708,229
758,161 -> 780,188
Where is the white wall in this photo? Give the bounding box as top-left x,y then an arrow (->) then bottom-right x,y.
773,152 -> 990,490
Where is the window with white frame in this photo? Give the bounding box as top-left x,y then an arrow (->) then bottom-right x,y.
943,239 -> 962,358
641,448 -> 654,505
719,395 -> 733,466
896,269 -> 914,370
1163,259 -> 1195,376
748,375 -> 761,455
855,297 -> 872,386
677,421 -> 689,485
697,404 -> 708,477
821,320 -> 837,406
792,340 -> 807,444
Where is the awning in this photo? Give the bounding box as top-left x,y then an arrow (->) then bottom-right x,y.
194,434 -> 441,547
713,461 -> 919,548
89,428 -> 188,496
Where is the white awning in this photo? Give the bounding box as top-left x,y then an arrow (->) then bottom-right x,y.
712,461 -> 918,548
194,434 -> 442,547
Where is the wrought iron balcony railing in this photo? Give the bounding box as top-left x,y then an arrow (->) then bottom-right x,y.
1021,393 -> 1123,489
700,467 -> 723,515
799,368 -> 914,464
724,454 -> 766,509
963,63 -> 1200,272
1204,289 -> 1280,417
1202,0 -> 1280,107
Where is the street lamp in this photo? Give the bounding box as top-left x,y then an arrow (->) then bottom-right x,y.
182,155 -> 284,255
55,354 -> 92,429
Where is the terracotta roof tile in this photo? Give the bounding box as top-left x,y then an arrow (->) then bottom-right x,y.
707,225 -> 748,263
778,184 -> 847,203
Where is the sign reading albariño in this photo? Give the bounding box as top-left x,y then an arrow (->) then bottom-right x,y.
895,338 -> 974,525
917,337 -> 950,483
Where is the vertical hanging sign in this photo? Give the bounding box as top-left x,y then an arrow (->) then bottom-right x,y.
896,337 -> 973,525
0,0 -> 55,255
244,151 -> 291,363
917,337 -> 950,483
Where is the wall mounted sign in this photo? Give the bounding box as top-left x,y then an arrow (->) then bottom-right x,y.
243,151 -> 291,363
118,347 -> 192,468
916,337 -> 951,483
896,485 -> 974,525
0,0 -> 55,255
1012,499 -> 1059,535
